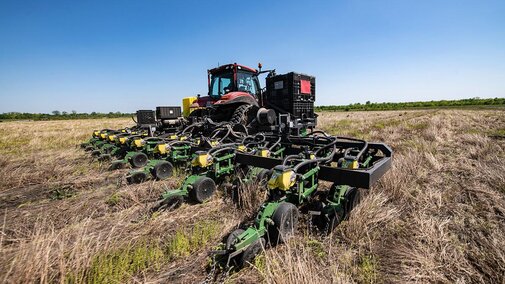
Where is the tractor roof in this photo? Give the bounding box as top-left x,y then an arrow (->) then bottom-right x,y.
208,63 -> 257,74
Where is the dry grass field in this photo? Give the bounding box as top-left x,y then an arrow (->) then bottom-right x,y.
0,109 -> 504,284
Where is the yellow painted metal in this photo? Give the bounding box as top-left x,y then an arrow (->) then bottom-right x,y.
182,97 -> 198,117
119,137 -> 127,144
260,149 -> 270,157
155,144 -> 167,155
133,139 -> 144,148
192,153 -> 212,167
268,169 -> 296,191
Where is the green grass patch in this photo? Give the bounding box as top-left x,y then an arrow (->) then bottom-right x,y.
49,185 -> 77,200
166,220 -> 221,260
357,255 -> 379,283
306,238 -> 327,259
71,241 -> 165,284
405,121 -> 429,131
489,129 -> 505,137
72,220 -> 221,284
105,192 -> 121,206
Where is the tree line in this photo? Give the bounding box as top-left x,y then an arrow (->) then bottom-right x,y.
315,97 -> 505,112
0,111 -> 133,121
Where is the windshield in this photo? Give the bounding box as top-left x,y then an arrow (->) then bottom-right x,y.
237,71 -> 258,95
209,71 -> 233,99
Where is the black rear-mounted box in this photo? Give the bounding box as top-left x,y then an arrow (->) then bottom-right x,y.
265,72 -> 315,119
136,110 -> 156,125
156,106 -> 182,120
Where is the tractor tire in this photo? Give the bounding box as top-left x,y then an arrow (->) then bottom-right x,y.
130,152 -> 148,168
151,161 -> 174,180
231,104 -> 256,125
190,176 -> 216,203
127,171 -> 147,184
151,195 -> 184,212
268,202 -> 299,245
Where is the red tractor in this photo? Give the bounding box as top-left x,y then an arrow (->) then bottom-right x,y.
187,62 -> 316,135
188,63 -> 265,125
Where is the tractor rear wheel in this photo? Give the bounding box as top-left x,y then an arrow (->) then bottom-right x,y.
151,161 -> 174,180
130,152 -> 148,168
190,177 -> 216,203
231,104 -> 256,125
268,202 -> 299,245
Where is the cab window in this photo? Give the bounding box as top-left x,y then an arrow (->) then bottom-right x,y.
237,72 -> 258,96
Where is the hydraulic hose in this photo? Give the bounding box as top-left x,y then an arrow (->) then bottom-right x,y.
335,136 -> 368,160
268,136 -> 282,151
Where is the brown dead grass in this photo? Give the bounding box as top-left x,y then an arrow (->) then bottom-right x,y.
1,110 -> 504,283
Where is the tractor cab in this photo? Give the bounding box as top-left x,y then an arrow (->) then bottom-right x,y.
208,63 -> 261,100
189,64 -> 260,114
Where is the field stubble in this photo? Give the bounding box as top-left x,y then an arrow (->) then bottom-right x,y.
0,110 -> 504,283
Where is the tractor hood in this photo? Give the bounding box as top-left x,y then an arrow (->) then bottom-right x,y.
191,92 -> 258,108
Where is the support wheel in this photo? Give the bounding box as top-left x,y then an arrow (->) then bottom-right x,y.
256,169 -> 272,184
190,177 -> 216,203
108,160 -> 125,171
127,171 -> 147,184
151,195 -> 184,212
313,207 -> 344,235
98,154 -> 111,162
240,238 -> 265,267
226,229 -> 245,250
226,229 -> 264,267
268,202 -> 299,245
344,187 -> 362,216
130,152 -> 148,168
151,161 -> 174,180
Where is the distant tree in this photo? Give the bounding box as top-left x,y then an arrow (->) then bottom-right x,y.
52,110 -> 61,116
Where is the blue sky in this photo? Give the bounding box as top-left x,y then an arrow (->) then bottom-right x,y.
0,0 -> 504,113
